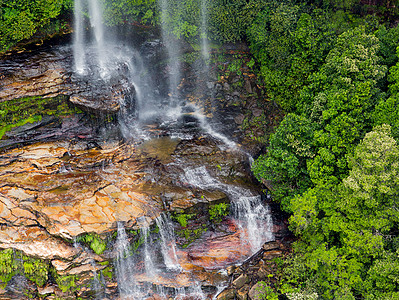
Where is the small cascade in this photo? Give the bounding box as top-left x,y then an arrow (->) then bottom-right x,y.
115,222 -> 138,296
155,214 -> 181,271
141,226 -> 158,279
232,196 -> 274,250
72,0 -> 126,80
183,166 -> 274,253
90,260 -> 105,299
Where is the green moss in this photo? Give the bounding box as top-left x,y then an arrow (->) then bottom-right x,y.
101,266 -> 113,280
54,274 -> 78,293
0,249 -> 17,287
171,211 -> 195,228
209,202 -> 230,223
76,233 -> 107,255
177,225 -> 207,248
0,249 -> 49,289
0,95 -> 82,139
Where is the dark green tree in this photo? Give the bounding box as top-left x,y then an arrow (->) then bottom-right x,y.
287,124 -> 399,299
0,0 -> 72,52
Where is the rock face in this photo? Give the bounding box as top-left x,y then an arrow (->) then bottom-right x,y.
216,240 -> 293,300
0,46 -> 128,114
0,37 -> 285,299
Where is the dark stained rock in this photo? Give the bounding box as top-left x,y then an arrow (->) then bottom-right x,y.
217,288 -> 236,300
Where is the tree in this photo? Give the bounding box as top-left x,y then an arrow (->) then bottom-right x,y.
287,125 -> 399,298
252,114 -> 315,211
0,0 -> 72,52
304,26 -> 387,185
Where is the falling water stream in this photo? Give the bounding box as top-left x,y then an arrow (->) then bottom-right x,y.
72,0 -> 274,298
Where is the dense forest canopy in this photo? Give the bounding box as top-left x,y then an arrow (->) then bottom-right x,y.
1,0 -> 399,298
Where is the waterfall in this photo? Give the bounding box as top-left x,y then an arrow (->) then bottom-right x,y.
115,222 -> 138,296
155,214 -> 181,271
73,0 -> 108,78
87,0 -> 106,75
183,166 -> 274,253
73,0 -> 86,74
200,0 -> 210,62
159,0 -> 181,101
90,260 -> 105,299
141,226 -> 158,279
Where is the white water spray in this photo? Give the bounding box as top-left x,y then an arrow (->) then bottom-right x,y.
159,0 -> 181,100
141,226 -> 158,279
73,0 -> 86,74
87,0 -> 106,74
115,222 -> 138,296
183,166 -> 274,252
200,0 -> 210,62
73,0 -> 109,78
155,214 -> 181,271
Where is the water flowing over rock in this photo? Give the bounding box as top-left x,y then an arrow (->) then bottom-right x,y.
0,1 -> 284,297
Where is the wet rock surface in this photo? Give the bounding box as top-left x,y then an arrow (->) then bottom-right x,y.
216,240 -> 293,300
0,37 -> 288,299
0,45 -> 128,114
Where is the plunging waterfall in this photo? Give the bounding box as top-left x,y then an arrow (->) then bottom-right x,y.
200,0 -> 210,62
155,214 -> 181,271
87,0 -> 106,74
73,0 -> 106,75
159,0 -> 181,101
73,0 -> 86,74
70,0 -> 275,298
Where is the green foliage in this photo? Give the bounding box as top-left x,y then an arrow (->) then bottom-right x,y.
172,211 -> 195,228
176,225 -> 207,248
0,249 -> 49,288
284,125 -> 399,298
248,6 -> 338,111
255,282 -> 279,300
208,0 -> 267,43
209,202 -> 230,223
0,249 -> 17,286
0,0 -> 72,52
102,0 -> 157,26
374,45 -> 399,139
54,273 -> 78,293
101,266 -> 114,280
252,114 -> 315,210
252,14 -> 399,298
76,233 -> 107,255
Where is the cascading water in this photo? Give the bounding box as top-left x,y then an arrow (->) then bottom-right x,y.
87,0 -> 106,75
183,166 -> 274,253
159,0 -> 181,101
71,0 -> 274,297
141,225 -> 158,279
73,0 -> 107,75
73,0 -> 86,74
200,0 -> 210,62
115,222 -> 138,297
155,214 -> 181,271
90,260 -> 105,299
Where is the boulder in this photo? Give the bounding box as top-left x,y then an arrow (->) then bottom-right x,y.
248,282 -> 266,300
217,288 -> 236,300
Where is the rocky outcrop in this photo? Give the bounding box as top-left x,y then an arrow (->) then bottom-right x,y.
215,240 -> 293,300
0,46 -> 129,114
0,36 -> 287,299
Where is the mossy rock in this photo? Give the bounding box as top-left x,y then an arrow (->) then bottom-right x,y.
0,94 -> 82,140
